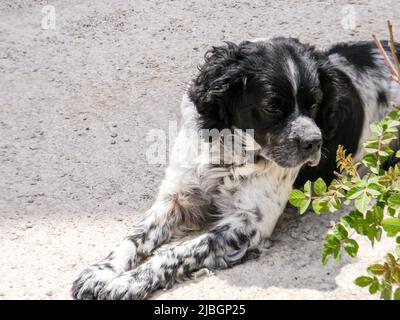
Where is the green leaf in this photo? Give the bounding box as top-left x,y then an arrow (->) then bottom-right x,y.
334,247 -> 342,261
299,199 -> 311,214
362,154 -> 379,174
344,239 -> 359,257
366,183 -> 384,196
396,150 -> 400,158
289,189 -> 306,206
370,122 -> 383,136
366,210 -> 374,223
394,288 -> 400,300
354,276 -> 373,287
382,218 -> 400,237
367,227 -> 377,243
368,264 -> 386,275
304,180 -> 312,198
355,193 -> 371,214
392,268 -> 400,283
312,198 -> 329,214
372,206 -> 383,224
387,109 -> 400,120
289,190 -> 310,215
386,253 -> 396,266
386,119 -> 400,129
314,178 -> 327,196
388,207 -> 397,217
388,192 -> 400,209
378,145 -> 394,157
324,235 -> 342,262
332,224 -> 348,240
381,132 -> 397,144
342,210 -> 363,227
364,140 -> 379,153
369,278 -> 379,294
347,186 -> 364,200
328,196 -> 342,212
321,247 -> 332,265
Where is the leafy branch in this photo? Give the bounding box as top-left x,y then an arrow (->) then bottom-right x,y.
289,21 -> 400,300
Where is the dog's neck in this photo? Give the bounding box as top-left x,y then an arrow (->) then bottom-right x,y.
198,134 -> 301,194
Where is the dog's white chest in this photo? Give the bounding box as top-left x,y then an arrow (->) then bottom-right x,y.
230,166 -> 298,238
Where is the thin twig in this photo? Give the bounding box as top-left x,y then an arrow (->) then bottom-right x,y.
387,20 -> 400,76
390,74 -> 400,83
371,32 -> 398,77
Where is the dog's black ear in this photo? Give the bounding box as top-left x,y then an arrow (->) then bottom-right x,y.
317,62 -> 341,140
318,59 -> 364,143
317,61 -> 354,141
188,42 -> 246,130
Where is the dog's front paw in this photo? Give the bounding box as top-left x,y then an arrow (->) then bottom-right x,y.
97,270 -> 153,300
71,264 -> 118,300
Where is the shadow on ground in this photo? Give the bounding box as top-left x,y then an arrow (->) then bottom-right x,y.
152,208 -> 351,299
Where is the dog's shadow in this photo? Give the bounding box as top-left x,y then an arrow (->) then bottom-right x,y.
153,208 -> 351,298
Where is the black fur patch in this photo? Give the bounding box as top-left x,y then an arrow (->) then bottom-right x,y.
328,41 -> 377,71
377,90 -> 389,106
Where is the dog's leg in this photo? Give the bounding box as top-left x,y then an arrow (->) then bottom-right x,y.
70,208 -> 171,300
71,180 -> 214,300
97,215 -> 261,300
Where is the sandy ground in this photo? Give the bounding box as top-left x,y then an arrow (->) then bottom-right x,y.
1,0 -> 400,300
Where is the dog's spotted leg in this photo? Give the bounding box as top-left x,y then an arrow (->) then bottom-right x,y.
71,184 -> 214,300
97,215 -> 261,300
71,207 -> 168,300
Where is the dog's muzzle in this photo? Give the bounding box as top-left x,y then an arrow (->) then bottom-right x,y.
298,135 -> 322,167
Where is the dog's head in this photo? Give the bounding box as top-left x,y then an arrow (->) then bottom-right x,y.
189,37 -> 336,168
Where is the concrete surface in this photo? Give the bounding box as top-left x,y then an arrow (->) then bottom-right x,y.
0,0 -> 399,300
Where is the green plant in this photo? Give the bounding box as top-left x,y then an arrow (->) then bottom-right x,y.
289,22 -> 400,300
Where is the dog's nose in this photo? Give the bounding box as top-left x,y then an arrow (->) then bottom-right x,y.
298,137 -> 322,153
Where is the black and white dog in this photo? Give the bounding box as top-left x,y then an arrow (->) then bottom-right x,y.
71,37 -> 400,300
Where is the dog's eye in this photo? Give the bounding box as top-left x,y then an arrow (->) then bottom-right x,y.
262,106 -> 282,117
310,103 -> 318,110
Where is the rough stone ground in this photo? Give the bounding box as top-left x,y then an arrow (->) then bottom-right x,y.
1,0 -> 399,300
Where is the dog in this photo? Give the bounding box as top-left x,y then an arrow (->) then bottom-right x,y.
71,37 -> 400,300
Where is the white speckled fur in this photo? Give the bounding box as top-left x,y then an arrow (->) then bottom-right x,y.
71,94 -> 302,300
328,49 -> 398,160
